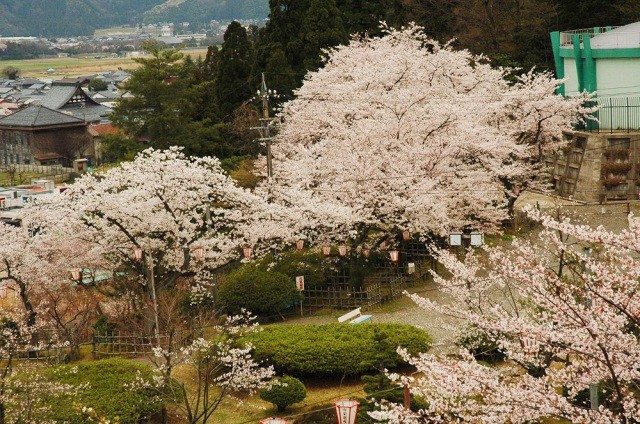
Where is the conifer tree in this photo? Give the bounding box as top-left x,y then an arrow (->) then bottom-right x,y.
216,21 -> 253,118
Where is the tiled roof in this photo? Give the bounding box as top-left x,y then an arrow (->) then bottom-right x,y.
0,105 -> 85,128
40,84 -> 79,109
88,123 -> 119,136
58,103 -> 112,123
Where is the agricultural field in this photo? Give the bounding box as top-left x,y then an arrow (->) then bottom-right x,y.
0,47 -> 210,78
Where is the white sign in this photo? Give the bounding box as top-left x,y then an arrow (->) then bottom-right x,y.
296,275 -> 304,291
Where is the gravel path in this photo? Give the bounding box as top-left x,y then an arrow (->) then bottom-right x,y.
281,192 -> 639,353
282,284 -> 462,352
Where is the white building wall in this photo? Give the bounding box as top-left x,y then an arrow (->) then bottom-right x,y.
596,58 -> 640,97
563,57 -> 580,95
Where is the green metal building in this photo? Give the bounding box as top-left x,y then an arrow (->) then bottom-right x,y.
549,23 -> 640,201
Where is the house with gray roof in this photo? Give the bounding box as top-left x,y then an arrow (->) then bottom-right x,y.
0,105 -> 92,167
33,82 -> 112,124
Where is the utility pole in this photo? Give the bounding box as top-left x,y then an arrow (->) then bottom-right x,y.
252,72 -> 275,180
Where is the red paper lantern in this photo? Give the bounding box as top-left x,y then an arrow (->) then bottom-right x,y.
296,239 -> 304,250
133,247 -> 144,261
70,268 -> 82,282
402,230 -> 410,241
322,244 -> 331,256
242,245 -> 253,259
338,245 -> 347,256
192,246 -> 206,261
362,248 -> 371,257
389,250 -> 399,263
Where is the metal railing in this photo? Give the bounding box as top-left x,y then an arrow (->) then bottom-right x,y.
578,97 -> 640,133
559,27 -> 625,46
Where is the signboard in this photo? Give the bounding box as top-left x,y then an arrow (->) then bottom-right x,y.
296,276 -> 304,291
449,232 -> 463,246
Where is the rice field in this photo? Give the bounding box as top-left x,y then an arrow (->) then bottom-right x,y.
0,47 -> 209,78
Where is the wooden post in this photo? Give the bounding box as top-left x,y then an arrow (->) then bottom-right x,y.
404,384 -> 411,409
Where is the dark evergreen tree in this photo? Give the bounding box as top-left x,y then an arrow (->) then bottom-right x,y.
110,41 -> 229,159
216,21 -> 254,118
254,0 -> 349,96
301,0 -> 348,71
264,47 -> 298,97
335,0 -> 400,38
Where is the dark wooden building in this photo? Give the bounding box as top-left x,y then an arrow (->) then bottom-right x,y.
0,105 -> 91,167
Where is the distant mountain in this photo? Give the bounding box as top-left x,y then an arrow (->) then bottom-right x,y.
0,0 -> 268,37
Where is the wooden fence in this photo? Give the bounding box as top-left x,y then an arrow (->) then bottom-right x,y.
14,345 -> 75,364
302,282 -> 383,311
92,328 -> 197,357
300,239 -> 437,311
2,164 -> 73,174
1,164 -> 74,186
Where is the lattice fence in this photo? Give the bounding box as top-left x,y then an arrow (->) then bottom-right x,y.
92,328 -> 197,357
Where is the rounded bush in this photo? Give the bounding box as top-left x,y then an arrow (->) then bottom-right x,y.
260,375 -> 307,411
249,323 -> 432,376
218,262 -> 302,316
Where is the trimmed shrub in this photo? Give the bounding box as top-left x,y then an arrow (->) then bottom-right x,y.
248,323 -> 432,376
44,358 -> 160,423
260,376 -> 307,411
218,261 -> 302,316
268,251 -> 330,290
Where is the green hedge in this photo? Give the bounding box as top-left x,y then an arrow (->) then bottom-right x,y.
45,358 -> 160,423
218,261 -> 302,316
248,323 -> 431,376
267,251 -> 330,290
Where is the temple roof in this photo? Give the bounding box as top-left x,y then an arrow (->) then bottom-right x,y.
0,105 -> 85,128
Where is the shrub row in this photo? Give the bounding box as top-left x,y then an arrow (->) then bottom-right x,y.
45,358 -> 160,423
248,323 -> 432,376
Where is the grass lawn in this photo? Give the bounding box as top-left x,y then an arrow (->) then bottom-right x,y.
170,364 -> 365,423
0,171 -> 46,187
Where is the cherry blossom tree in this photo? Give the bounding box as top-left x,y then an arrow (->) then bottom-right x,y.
129,311 -> 274,424
37,147 -> 286,335
0,309 -> 78,424
371,208 -> 640,423
0,212 -> 110,355
264,24 -> 591,248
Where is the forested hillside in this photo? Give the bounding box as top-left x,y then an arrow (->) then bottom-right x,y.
142,0 -> 269,24
0,0 -> 267,36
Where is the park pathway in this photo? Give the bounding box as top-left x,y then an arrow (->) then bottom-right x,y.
283,191 -> 639,352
